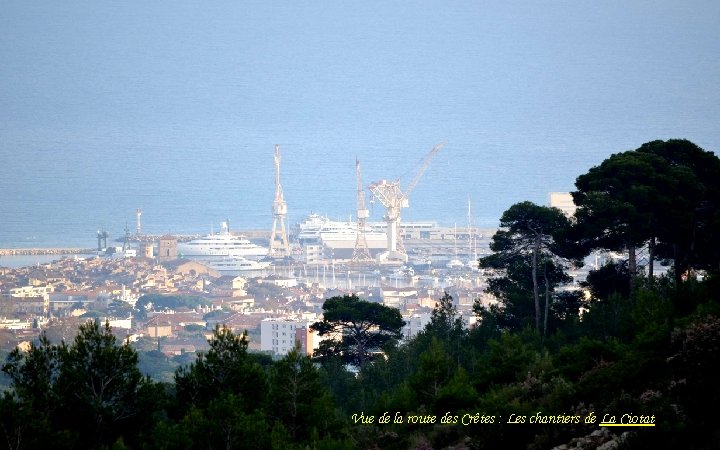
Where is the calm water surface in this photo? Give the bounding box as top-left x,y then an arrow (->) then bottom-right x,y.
1,1 -> 719,248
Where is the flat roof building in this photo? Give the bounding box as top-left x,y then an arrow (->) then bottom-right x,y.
549,192 -> 577,217
261,317 -> 321,356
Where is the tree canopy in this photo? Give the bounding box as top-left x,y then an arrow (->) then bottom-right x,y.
571,139 -> 720,287
310,294 -> 404,368
1,321 -> 157,449
2,138 -> 719,450
479,201 -> 577,334
174,325 -> 266,412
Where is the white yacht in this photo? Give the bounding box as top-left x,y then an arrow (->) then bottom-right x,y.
202,256 -> 271,274
294,213 -> 331,245
294,213 -> 386,249
177,222 -> 269,260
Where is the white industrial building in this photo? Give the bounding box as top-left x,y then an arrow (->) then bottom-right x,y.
260,316 -> 323,356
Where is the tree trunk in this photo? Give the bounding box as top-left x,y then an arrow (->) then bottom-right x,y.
532,237 -> 541,333
628,245 -> 636,294
673,244 -> 683,286
648,236 -> 655,283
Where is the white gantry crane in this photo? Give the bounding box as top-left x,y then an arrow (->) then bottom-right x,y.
351,157 -> 373,263
269,144 -> 290,257
368,143 -> 444,263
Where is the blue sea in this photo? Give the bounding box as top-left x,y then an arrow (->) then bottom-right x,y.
1,0 -> 719,249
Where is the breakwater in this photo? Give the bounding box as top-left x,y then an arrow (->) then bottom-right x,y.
0,248 -> 95,257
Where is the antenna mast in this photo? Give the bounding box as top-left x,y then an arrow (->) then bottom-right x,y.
352,157 -> 373,263
269,145 -> 290,257
468,197 -> 477,267
136,208 -> 142,235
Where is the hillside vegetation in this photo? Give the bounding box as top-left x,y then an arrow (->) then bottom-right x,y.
2,139 -> 719,449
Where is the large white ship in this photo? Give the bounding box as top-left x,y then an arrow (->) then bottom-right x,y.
202,256 -> 271,274
294,213 -> 386,249
178,222 -> 269,260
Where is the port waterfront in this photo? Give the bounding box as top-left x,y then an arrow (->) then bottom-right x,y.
0,248 -> 95,256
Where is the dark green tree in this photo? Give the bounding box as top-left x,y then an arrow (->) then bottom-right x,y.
55,321 -> 155,449
174,325 -> 266,412
310,295 -> 404,368
636,139 -> 720,282
572,139 -> 720,288
181,395 -> 270,450
2,333 -> 59,415
408,337 -> 453,408
582,261 -> 631,301
267,348 -> 337,442
1,322 -> 158,449
572,149 -> 679,290
1,333 -> 61,448
479,202 -> 574,334
409,292 -> 468,369
424,291 -> 465,344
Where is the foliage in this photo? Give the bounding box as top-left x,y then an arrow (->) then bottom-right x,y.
582,260 -> 631,301
174,325 -> 266,412
137,350 -> 178,384
267,348 -> 338,441
424,291 -> 466,344
0,321 -> 158,449
571,139 -> 720,287
480,201 -> 578,335
667,315 -> 720,449
134,294 -> 211,319
412,292 -> 468,366
0,287 -> 717,449
480,253 -> 578,336
311,294 -> 404,368
1,138 -> 718,449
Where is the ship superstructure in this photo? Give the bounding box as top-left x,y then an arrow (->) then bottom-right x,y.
177,222 -> 269,260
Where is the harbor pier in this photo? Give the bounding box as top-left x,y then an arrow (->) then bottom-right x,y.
0,248 -> 95,257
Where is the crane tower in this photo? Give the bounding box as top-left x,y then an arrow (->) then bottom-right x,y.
351,157 -> 373,263
96,228 -> 109,252
269,145 -> 290,257
368,143 -> 444,263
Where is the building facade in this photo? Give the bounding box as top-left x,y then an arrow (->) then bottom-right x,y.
260,317 -> 320,355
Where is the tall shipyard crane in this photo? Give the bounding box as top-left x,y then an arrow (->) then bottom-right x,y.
368,143 -> 444,262
269,144 -> 290,257
351,157 -> 373,263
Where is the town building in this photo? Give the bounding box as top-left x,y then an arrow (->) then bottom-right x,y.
158,235 -> 178,262
260,316 -> 322,356
549,192 -> 577,217
401,312 -> 432,341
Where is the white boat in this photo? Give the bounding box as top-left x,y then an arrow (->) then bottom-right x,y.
294,214 -> 386,249
319,225 -> 387,250
294,213 -> 331,245
177,222 -> 269,260
202,256 -> 271,274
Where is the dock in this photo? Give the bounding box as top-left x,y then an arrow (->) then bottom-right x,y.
0,248 -> 95,257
